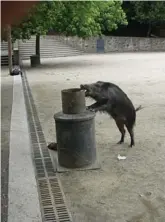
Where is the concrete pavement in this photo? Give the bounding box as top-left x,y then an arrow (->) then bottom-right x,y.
1,69 -> 41,222
2,51 -> 165,222
23,53 -> 165,222
1,68 -> 13,222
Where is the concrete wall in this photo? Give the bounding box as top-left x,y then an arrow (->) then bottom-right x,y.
57,35 -> 165,53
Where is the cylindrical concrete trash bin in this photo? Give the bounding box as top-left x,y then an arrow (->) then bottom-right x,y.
54,111 -> 96,168
30,55 -> 40,67
13,49 -> 19,65
61,88 -> 86,114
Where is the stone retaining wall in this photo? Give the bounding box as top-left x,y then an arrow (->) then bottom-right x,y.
57,35 -> 165,53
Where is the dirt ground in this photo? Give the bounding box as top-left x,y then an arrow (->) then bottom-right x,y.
24,53 -> 165,222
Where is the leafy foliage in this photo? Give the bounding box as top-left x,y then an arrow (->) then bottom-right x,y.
129,1 -> 165,25
98,1 -> 128,33
11,1 -> 56,41
11,1 -> 127,40
121,1 -> 165,36
52,1 -> 127,38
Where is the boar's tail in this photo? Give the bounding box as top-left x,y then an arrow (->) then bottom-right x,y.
135,105 -> 143,112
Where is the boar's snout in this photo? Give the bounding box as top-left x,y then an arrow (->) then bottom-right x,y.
80,84 -> 88,90
80,84 -> 84,89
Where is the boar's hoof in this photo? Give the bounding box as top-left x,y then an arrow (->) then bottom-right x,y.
47,142 -> 58,151
117,140 -> 124,145
129,143 -> 135,148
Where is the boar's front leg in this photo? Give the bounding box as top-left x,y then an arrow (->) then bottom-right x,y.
87,100 -> 110,113
87,102 -> 101,111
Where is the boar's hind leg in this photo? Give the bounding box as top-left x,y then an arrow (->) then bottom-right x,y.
115,118 -> 126,144
125,124 -> 135,147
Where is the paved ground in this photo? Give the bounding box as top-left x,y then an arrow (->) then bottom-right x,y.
1,69 -> 41,222
24,53 -> 165,222
1,68 -> 13,222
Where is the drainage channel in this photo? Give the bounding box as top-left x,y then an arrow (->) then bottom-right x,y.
21,71 -> 73,222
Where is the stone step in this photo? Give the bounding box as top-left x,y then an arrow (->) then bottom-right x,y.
1,36 -> 84,60
20,53 -> 83,60
1,55 -> 15,66
19,47 -> 80,52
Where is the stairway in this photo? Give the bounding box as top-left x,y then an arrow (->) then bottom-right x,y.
1,41 -> 14,66
19,35 -> 84,60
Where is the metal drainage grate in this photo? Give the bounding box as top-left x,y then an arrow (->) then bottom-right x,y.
21,69 -> 73,222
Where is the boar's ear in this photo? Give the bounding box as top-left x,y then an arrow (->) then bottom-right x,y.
96,81 -> 105,86
102,82 -> 110,90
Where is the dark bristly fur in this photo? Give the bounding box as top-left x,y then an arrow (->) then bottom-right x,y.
80,81 -> 143,147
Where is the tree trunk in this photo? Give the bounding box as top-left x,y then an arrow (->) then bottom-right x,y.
7,25 -> 13,75
36,34 -> 40,56
147,23 -> 152,37
30,34 -> 41,66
